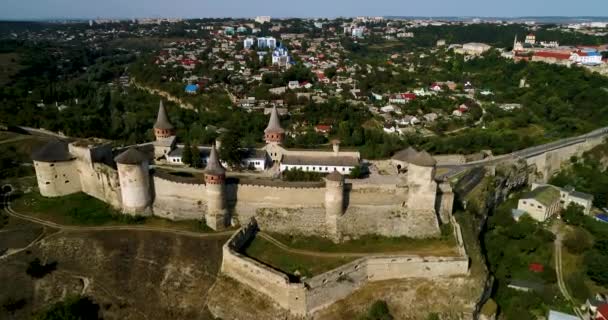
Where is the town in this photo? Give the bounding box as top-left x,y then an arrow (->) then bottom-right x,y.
1,11 -> 608,320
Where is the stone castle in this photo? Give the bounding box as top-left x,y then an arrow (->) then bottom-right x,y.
31,101 -> 454,240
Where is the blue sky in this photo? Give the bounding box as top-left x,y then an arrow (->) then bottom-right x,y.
1,0 -> 608,20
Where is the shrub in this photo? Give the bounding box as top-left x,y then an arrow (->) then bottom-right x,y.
26,258 -> 57,279
34,296 -> 100,320
360,300 -> 393,320
564,228 -> 593,254
282,168 -> 324,182
566,272 -> 590,302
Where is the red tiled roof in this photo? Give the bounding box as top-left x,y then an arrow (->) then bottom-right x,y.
315,124 -> 332,131
529,263 -> 544,273
534,51 -> 571,60
598,304 -> 608,319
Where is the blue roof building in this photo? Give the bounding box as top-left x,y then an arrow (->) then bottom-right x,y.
596,214 -> 608,223
185,84 -> 198,94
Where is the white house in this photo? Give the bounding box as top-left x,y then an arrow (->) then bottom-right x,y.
531,183 -> 594,215
279,155 -> 358,174
166,146 -> 267,171
517,185 -> 561,221
243,38 -> 255,49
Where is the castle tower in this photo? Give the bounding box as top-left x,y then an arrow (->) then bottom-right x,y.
154,100 -> 175,139
264,106 -> 286,162
325,170 -> 345,241
153,100 -> 177,158
32,140 -> 82,197
391,147 -> 438,212
114,147 -> 151,215
264,106 -> 285,144
204,145 -> 228,230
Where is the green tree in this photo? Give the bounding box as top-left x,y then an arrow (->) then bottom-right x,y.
218,132 -> 242,168
191,144 -> 202,168
182,141 -> 193,166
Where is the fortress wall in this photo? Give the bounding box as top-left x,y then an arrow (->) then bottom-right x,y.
365,255 -> 469,281
152,176 -> 206,220
91,163 -> 122,209
303,259 -> 368,313
347,184 -> 406,206
75,160 -> 121,208
34,160 -> 82,197
339,207 -> 441,239
230,183 -> 325,206
249,207 -> 328,236
229,184 -> 328,235
220,218 -> 470,316
221,223 -> 307,315
527,140 -> 592,183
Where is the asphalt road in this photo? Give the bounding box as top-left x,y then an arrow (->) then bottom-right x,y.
437,127 -> 608,179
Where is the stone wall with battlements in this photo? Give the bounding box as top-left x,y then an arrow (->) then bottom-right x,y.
218,218 -> 469,317
151,174 -> 207,220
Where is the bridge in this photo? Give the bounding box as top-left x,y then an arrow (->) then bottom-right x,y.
437,126 -> 608,179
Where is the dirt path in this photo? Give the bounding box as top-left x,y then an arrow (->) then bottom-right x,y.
132,80 -> 195,111
552,222 -> 585,319
2,195 -> 233,239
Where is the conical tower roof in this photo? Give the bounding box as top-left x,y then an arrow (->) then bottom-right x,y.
31,139 -> 73,162
264,106 -> 284,134
392,147 -> 436,167
204,145 -> 226,176
114,147 -> 148,165
154,101 -> 174,130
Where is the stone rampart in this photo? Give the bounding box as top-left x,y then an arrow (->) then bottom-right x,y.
152,175 -> 207,220
74,161 -> 121,208
220,219 -> 470,317
34,160 -> 82,197
221,221 -> 307,314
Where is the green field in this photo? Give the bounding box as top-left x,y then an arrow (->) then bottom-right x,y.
267,226 -> 458,256
243,236 -> 354,278
10,191 -> 215,232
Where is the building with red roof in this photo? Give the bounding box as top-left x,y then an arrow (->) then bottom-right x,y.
597,304 -> 608,320
529,263 -> 544,273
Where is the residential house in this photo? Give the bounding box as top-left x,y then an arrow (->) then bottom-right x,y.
423,113 -> 438,122
531,183 -> 594,215
517,185 -> 561,221
288,81 -> 300,90
456,43 -> 492,55
314,124 -> 332,135
389,93 -> 416,104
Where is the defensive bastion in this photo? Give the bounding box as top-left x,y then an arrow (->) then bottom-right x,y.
220,217 -> 469,317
